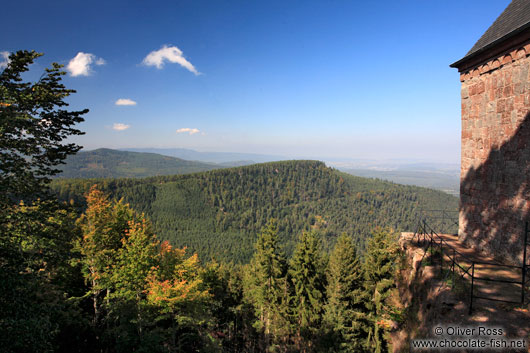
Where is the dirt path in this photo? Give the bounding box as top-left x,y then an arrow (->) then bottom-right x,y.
400,232 -> 530,351
433,233 -> 525,306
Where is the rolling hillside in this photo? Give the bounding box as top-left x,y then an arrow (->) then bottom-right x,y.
55,148 -> 221,178
121,147 -> 286,164
51,160 -> 458,263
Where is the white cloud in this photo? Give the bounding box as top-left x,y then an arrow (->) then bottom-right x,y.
115,98 -> 137,106
113,123 -> 131,131
176,128 -> 200,135
67,52 -> 105,77
142,45 -> 200,75
0,51 -> 10,69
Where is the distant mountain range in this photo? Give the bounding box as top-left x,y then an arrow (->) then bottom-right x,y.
55,148 -> 222,178
57,147 -> 460,196
121,147 -> 287,164
120,148 -> 460,195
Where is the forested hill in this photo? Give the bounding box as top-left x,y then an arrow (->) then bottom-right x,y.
51,160 -> 458,263
55,148 -> 221,178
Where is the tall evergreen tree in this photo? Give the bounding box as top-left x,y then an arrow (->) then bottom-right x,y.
363,228 -> 400,353
289,230 -> 326,352
244,219 -> 290,349
324,233 -> 369,352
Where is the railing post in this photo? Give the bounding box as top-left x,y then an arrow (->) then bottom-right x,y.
423,219 -> 427,245
469,262 -> 475,315
415,219 -> 421,246
452,248 -> 455,289
442,210 -> 445,234
429,233 -> 433,258
522,222 -> 528,305
440,238 -> 444,276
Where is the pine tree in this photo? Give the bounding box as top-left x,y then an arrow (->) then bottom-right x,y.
324,233 -> 369,352
363,228 -> 400,353
289,230 -> 326,352
244,219 -> 290,349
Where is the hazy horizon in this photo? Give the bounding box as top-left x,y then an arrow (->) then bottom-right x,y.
2,0 -> 511,165
81,146 -> 461,167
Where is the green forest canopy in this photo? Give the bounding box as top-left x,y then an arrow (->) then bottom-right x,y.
2,50 -> 452,353
51,160 -> 458,263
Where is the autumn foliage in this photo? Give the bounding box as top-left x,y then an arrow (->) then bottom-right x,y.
76,186 -> 212,350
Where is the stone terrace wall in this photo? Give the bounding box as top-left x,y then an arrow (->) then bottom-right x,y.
459,40 -> 530,264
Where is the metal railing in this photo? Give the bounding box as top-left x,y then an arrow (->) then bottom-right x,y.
413,211 -> 529,314
417,209 -> 459,235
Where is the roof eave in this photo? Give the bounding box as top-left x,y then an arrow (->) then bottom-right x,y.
450,22 -> 530,71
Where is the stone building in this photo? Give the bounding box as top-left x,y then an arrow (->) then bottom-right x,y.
450,0 -> 530,264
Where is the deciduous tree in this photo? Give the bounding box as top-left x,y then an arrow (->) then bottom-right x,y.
0,50 -> 87,352
0,50 -> 86,206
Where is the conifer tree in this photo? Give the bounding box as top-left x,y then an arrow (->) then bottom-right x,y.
289,230 -> 326,351
324,233 -> 369,352
244,219 -> 290,349
363,228 -> 399,353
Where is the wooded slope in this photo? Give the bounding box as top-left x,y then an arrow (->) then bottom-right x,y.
56,148 -> 220,178
52,160 -> 458,262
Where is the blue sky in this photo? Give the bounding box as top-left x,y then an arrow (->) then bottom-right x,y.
1,0 -> 511,163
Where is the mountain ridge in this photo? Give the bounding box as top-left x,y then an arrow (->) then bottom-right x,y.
56,148 -> 222,178
120,147 -> 287,164
51,160 -> 458,263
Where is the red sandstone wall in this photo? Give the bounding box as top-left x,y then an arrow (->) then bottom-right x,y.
459,41 -> 530,264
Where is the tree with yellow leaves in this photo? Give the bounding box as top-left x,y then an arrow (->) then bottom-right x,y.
76,185 -> 134,328
77,186 -> 215,351
146,241 -> 211,350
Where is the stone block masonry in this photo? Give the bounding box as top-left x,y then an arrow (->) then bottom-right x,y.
458,41 -> 530,265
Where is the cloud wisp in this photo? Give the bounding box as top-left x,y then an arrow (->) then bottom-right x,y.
0,51 -> 10,69
67,52 -> 105,77
176,128 -> 200,135
115,98 -> 137,106
143,45 -> 200,75
113,123 -> 131,131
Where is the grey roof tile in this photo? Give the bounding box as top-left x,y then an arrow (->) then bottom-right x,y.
466,0 -> 530,57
